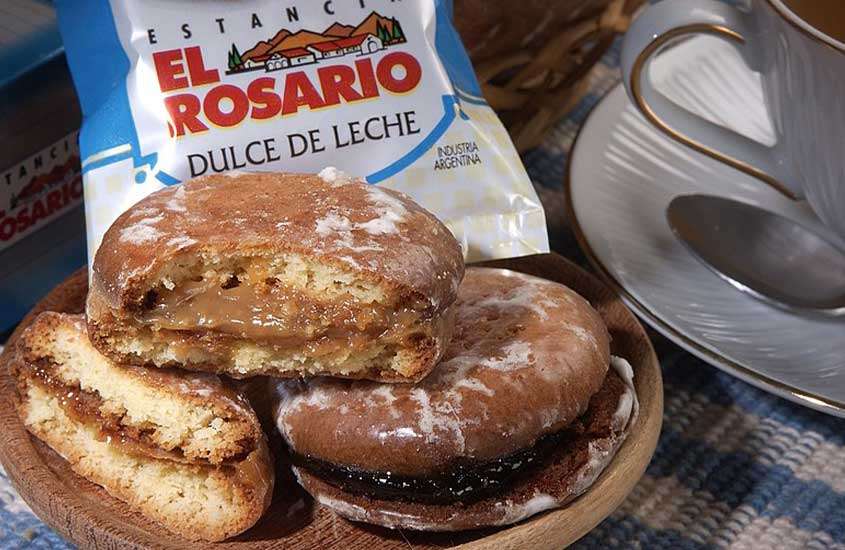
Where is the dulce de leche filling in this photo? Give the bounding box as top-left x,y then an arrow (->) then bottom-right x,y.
20,357 -> 253,464
139,268 -> 431,354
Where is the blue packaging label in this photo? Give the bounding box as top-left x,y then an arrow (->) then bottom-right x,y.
55,0 -> 549,263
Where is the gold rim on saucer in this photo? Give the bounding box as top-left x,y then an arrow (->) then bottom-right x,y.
563,83 -> 845,416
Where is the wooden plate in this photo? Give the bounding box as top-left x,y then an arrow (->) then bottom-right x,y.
0,253 -> 662,549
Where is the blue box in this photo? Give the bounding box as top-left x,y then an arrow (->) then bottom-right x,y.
0,0 -> 85,335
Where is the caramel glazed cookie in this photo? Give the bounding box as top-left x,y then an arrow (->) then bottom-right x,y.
86,169 -> 464,383
272,267 -> 639,531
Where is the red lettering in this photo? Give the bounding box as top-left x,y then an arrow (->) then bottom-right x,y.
318,65 -> 364,107
71,176 -> 83,199
155,54 -> 418,132
204,85 -> 250,127
17,208 -> 31,232
248,78 -> 282,120
377,52 -> 422,94
0,217 -> 14,240
356,58 -> 379,99
30,200 -> 46,226
152,49 -> 189,92
46,190 -> 62,215
282,72 -> 326,115
0,177 -> 83,242
164,94 -> 208,137
184,46 -> 220,86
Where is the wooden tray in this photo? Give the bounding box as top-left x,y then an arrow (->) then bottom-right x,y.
0,253 -> 662,549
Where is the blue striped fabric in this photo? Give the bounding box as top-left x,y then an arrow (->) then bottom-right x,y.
2,34 -> 845,550
575,350 -> 845,549
531,36 -> 845,550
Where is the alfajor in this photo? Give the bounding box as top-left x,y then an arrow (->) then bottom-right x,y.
272,267 -> 638,531
86,170 -> 464,382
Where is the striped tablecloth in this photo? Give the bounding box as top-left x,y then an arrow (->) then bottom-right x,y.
2,39 -> 844,550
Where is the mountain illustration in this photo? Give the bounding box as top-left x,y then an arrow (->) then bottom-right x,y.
242,31 -> 338,64
352,12 -> 399,39
231,11 -> 407,73
278,30 -> 338,50
242,29 -> 291,61
324,23 -> 355,37
11,156 -> 79,209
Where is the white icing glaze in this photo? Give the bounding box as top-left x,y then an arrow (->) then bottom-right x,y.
473,280 -> 558,321
311,184 -> 407,251
164,185 -> 187,212
315,212 -> 353,236
221,169 -> 251,178
317,166 -> 355,186
366,185 -> 408,219
165,236 -> 196,249
119,212 -> 165,242
119,217 -> 163,244
357,217 -> 398,236
132,206 -> 159,217
312,489 -> 463,531
479,340 -> 533,372
610,355 -> 638,429
492,492 -> 558,526
410,388 -> 467,451
371,425 -> 418,442
614,392 -> 634,426
611,355 -> 635,388
371,385 -> 398,406
452,377 -> 495,397
312,210 -> 384,254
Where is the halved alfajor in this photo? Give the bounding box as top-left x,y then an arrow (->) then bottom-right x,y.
11,312 -> 274,541
87,170 -> 464,382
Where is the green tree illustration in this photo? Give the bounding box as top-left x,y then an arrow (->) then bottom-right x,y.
228,44 -> 243,70
392,19 -> 405,42
376,22 -> 390,44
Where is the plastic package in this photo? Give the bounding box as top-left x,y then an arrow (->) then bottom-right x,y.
55,0 -> 549,263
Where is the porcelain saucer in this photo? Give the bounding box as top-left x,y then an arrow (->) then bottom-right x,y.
566,35 -> 845,417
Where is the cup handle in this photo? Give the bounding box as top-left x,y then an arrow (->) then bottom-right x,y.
621,0 -> 801,200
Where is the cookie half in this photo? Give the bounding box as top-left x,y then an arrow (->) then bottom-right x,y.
11,313 -> 274,541
87,170 -> 464,382
273,268 -> 638,531
13,313 -> 262,465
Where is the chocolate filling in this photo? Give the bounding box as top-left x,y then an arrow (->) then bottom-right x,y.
291,370 -> 627,506
291,426 -> 581,505
17,356 -> 254,464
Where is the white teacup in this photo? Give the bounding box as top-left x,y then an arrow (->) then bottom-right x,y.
622,0 -> 845,239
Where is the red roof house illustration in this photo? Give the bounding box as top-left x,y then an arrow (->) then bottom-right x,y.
306,33 -> 384,59
264,47 -> 317,71
232,12 -> 405,74
10,157 -> 79,209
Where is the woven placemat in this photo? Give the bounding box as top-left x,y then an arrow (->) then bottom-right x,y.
1,37 -> 844,550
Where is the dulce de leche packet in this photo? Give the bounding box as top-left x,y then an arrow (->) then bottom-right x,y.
55,0 -> 549,263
